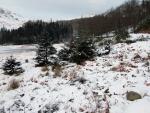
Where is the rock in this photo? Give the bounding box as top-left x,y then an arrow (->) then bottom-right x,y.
127,91 -> 142,101
104,88 -> 109,93
20,94 -> 25,97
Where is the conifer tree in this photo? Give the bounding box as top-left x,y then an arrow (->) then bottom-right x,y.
58,37 -> 96,64
70,37 -> 96,64
35,30 -> 57,66
114,28 -> 129,43
2,56 -> 24,75
58,48 -> 71,61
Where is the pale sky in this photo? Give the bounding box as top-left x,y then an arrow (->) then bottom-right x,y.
0,0 -> 127,21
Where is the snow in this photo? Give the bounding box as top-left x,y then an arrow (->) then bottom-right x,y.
130,33 -> 150,41
0,33 -> 150,113
0,7 -> 25,29
53,43 -> 65,53
125,97 -> 150,113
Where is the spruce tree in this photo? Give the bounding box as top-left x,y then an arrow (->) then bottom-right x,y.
58,48 -> 71,61
70,37 -> 96,64
58,37 -> 96,64
2,56 -> 24,75
114,28 -> 129,43
35,30 -> 57,66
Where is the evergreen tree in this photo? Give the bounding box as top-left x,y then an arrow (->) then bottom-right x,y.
58,37 -> 96,64
0,20 -> 72,44
70,38 -> 96,64
2,56 -> 24,75
136,16 -> 150,32
99,43 -> 111,55
58,48 -> 71,61
35,30 -> 57,66
114,28 -> 129,43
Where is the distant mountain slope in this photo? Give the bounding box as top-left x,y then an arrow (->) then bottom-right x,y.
70,0 -> 150,36
0,8 -> 25,29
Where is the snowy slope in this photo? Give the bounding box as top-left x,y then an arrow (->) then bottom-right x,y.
0,34 -> 150,113
0,8 -> 25,29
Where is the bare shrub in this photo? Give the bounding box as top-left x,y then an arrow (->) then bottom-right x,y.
103,95 -> 110,113
132,53 -> 143,62
30,77 -> 38,83
74,77 -> 87,84
52,63 -> 62,78
45,72 -> 49,76
111,63 -> 129,72
63,68 -> 78,81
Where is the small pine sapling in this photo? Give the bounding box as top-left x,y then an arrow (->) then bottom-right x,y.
2,56 -> 24,75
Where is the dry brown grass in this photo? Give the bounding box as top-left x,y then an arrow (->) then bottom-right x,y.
8,79 -> 20,90
41,66 -> 49,72
111,63 -> 129,72
63,65 -> 81,80
52,63 -> 62,78
111,62 -> 137,72
139,28 -> 150,34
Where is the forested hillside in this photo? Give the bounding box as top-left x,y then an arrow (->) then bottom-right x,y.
72,0 -> 150,37
0,0 -> 150,44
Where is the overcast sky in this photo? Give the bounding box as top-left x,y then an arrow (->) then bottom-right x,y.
0,0 -> 127,21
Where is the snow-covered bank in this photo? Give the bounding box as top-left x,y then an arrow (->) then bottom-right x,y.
0,33 -> 150,113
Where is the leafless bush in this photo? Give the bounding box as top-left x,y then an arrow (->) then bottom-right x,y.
0,107 -> 5,113
52,63 -> 62,78
63,66 -> 80,80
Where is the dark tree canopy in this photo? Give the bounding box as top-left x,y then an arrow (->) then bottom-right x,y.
35,30 -> 57,66
58,37 -> 96,65
114,28 -> 129,43
2,56 -> 24,75
0,20 -> 73,45
70,38 -> 96,64
136,16 -> 150,32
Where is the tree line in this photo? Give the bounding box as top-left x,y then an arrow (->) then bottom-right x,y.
0,0 -> 150,45
0,20 -> 73,44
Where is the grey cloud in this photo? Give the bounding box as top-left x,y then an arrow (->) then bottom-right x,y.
0,0 -> 126,20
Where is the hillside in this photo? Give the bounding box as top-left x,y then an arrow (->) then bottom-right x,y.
0,8 -> 25,29
136,16 -> 150,33
0,33 -> 150,113
71,0 -> 150,37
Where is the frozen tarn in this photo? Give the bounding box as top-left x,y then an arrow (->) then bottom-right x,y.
0,45 -> 37,54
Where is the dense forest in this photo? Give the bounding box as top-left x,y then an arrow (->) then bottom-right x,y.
0,21 -> 72,44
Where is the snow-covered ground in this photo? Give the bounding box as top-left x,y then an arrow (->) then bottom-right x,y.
0,7 -> 25,29
0,34 -> 150,113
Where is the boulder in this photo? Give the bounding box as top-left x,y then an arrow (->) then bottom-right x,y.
127,91 -> 142,101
